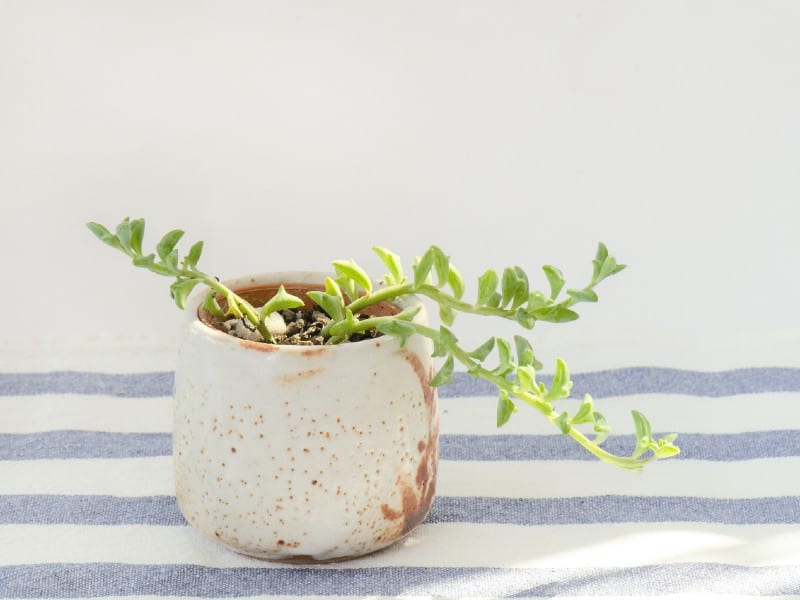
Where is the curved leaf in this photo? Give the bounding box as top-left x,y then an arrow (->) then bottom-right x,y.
156,229 -> 185,261
333,259 -> 372,294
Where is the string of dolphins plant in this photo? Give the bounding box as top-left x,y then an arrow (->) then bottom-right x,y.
88,217 -> 680,470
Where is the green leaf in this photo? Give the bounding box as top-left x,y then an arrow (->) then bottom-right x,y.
164,249 -> 179,272
477,270 -> 499,306
307,291 -> 344,322
87,222 -> 124,251
438,326 -> 458,349
431,339 -> 447,357
333,259 -> 372,295
653,441 -> 680,459
202,290 -> 225,318
132,253 -> 172,276
513,335 -> 534,366
567,288 -> 598,303
430,354 -> 454,387
183,241 -> 203,269
413,248 -> 436,288
156,229 -> 185,261
515,365 -> 536,390
336,275 -> 358,303
372,246 -> 405,285
570,394 -> 595,425
542,265 -> 565,300
661,433 -> 679,444
430,246 -> 450,287
467,363 -> 482,379
532,305 -> 580,323
595,242 -> 609,266
325,277 -> 344,299
527,290 -> 550,310
512,267 -> 530,308
554,411 -> 571,434
496,338 -> 513,369
496,389 -> 517,427
447,264 -> 465,299
327,308 -> 360,338
132,253 -> 156,269
501,267 -> 518,308
468,337 -> 495,361
487,292 -> 502,309
514,308 -> 537,329
376,319 -> 416,346
170,278 -> 201,310
260,285 -> 306,318
115,218 -> 133,253
492,338 -> 515,378
630,410 -> 655,459
395,305 -> 422,322
545,358 -> 572,401
129,218 -> 145,255
598,255 -> 618,280
592,244 -> 626,282
224,291 -> 244,318
439,305 -> 456,326
631,410 -> 653,443
592,411 -> 610,445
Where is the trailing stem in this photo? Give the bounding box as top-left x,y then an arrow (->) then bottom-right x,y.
88,218 -> 680,469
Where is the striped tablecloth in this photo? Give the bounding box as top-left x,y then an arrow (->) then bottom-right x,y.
2,339 -> 800,598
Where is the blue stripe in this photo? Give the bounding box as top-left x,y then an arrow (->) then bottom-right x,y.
0,371 -> 173,397
0,431 -> 170,460
0,563 -> 798,597
440,431 -> 800,461
3,367 -> 800,398
3,429 -> 799,461
2,494 -> 799,526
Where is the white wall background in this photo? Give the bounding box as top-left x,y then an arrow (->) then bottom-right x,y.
1,1 -> 799,369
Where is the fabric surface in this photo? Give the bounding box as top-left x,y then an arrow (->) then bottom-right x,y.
2,340 -> 800,598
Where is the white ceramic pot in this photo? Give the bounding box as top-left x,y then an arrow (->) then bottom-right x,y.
173,271 -> 438,562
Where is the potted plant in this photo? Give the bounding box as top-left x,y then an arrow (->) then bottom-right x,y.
87,217 -> 679,562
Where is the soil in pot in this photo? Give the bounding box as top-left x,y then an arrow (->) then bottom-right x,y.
199,283 -> 398,346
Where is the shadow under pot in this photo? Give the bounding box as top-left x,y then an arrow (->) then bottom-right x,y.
172,271 -> 439,562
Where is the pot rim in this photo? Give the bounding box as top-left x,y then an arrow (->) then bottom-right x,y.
183,270 -> 427,354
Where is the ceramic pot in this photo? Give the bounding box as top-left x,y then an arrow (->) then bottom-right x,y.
173,271 -> 438,562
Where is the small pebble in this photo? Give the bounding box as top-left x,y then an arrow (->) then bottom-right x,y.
312,310 -> 331,325
218,304 -> 382,346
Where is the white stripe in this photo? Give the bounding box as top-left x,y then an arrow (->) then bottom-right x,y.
4,391 -> 798,436
439,392 -> 800,435
530,326 -> 800,371
3,456 -> 800,499
0,458 -> 173,496
7,329 -> 800,372
2,522 -> 800,568
0,395 -> 171,433
440,392 -> 800,435
0,336 -> 177,373
441,458 -> 800,498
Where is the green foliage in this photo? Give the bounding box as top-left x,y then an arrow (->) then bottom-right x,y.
88,218 -> 677,470
86,217 -> 273,342
259,285 -> 305,319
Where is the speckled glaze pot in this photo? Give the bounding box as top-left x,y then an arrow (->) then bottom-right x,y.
173,271 -> 438,562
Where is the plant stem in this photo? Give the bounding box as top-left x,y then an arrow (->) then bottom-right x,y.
346,283 -> 517,320
180,269 -> 273,343
405,321 -> 651,470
